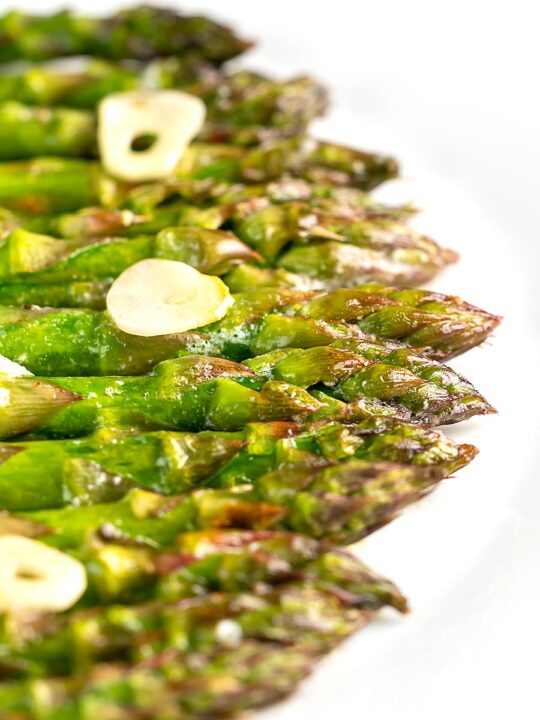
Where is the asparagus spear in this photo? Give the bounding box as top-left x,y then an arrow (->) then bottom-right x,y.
0,57 -> 220,108
0,72 -> 329,159
0,287 -> 500,377
244,344 -> 493,426
9,458 -> 442,550
0,280 -> 112,310
215,176 -> 417,217
98,175 -> 414,224
0,227 -> 261,283
0,213 -> 453,294
229,199 -> 456,286
200,71 -> 329,145
1,624 -> 376,719
0,419 -> 476,511
0,6 -> 252,64
0,641 -> 320,719
0,342 -> 492,439
0,203 -> 228,243
0,140 -> 397,213
0,74 -> 328,158
0,355 -> 327,439
0,102 -> 96,160
0,176 -> 412,241
0,534 -> 405,675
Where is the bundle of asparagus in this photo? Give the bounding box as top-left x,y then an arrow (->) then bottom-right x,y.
0,4 -> 500,718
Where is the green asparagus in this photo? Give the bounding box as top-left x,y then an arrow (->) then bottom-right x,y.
0,141 -> 398,213
0,419 -> 476,511
0,533 -> 405,676
0,640 -> 323,719
0,355 -> 326,439
0,102 -> 96,160
10,458 -> 443,549
0,6 -> 252,64
244,344 -> 493,425
0,345 -> 492,439
0,57 -> 220,108
0,286 -> 500,378
0,227 -> 261,282
114,174 -> 415,220
229,200 -> 456,285
1,621 -> 380,719
0,214 -> 454,295
0,72 -> 328,157
0,6 -> 503,717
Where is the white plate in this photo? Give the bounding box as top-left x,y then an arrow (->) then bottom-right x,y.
11,1 -> 540,717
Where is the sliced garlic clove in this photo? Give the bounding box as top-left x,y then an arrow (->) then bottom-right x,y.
0,353 -> 33,377
98,90 -> 206,182
106,258 -> 234,337
0,535 -> 87,614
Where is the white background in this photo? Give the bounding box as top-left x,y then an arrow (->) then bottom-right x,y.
7,2 -> 540,718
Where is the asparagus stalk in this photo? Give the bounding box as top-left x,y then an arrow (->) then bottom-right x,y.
0,140 -> 398,213
229,199 -> 456,286
0,73 -> 328,158
1,627 -> 374,719
9,458 -> 443,550
0,280 -> 112,310
0,419 -> 476,511
0,227 -> 261,283
0,74 -> 328,159
0,534 -> 405,675
0,174 -> 412,241
0,355 -> 326,439
0,344 -> 492,439
0,102 -> 96,160
0,6 -> 252,64
200,71 -> 329,144
26,204 -> 227,239
0,213 -> 454,295
0,641 -> 321,719
0,57 -> 221,108
0,287 -> 499,376
244,343 -> 493,426
214,176 -> 417,218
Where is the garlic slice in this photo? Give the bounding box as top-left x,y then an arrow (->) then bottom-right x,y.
106,259 -> 234,337
98,90 -> 206,182
0,535 -> 87,614
0,354 -> 33,377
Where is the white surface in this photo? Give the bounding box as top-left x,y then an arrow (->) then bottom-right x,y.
8,1 -> 540,717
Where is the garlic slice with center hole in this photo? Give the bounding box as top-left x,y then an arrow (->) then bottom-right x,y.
98,90 -> 206,182
0,354 -> 33,377
106,259 -> 234,337
0,535 -> 87,614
